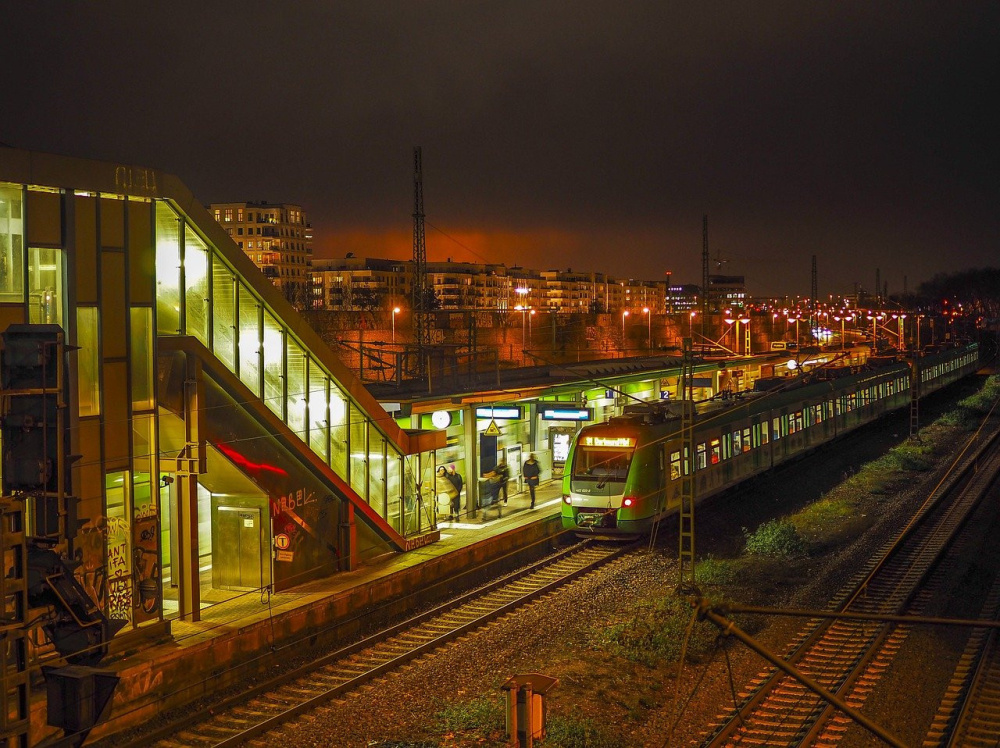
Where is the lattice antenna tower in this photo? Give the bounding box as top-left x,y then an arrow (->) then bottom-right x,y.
412,147 -> 431,360
811,255 -> 817,308
701,215 -> 709,339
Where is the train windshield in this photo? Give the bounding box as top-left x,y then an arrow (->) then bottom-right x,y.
572,434 -> 636,483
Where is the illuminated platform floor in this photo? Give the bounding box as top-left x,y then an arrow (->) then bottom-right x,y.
72,479 -> 567,746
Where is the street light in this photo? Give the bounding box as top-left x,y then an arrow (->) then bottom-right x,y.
528,308 -> 536,347
391,306 -> 400,343
515,304 -> 527,349
689,310 -> 696,338
724,316 -> 736,354
643,307 -> 651,350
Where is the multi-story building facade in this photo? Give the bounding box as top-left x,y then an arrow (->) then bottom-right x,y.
208,201 -> 313,305
312,258 -> 681,315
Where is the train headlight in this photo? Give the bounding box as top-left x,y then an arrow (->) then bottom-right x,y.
562,495 -> 571,504
622,496 -> 635,508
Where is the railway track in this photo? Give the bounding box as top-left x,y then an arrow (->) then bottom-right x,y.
924,561 -> 1000,747
120,539 -> 634,748
700,425 -> 1000,748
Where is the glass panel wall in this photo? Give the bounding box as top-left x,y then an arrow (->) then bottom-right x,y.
154,202 -> 181,334
350,415 -> 367,501
262,310 -> 283,417
330,387 -> 348,479
184,228 -> 209,344
152,202 -> 421,536
77,307 -> 101,416
0,183 -> 24,303
212,257 -> 236,370
130,307 -> 154,410
368,429 -> 386,514
286,337 -> 307,438
28,247 -> 63,325
238,282 -> 261,396
308,358 -> 329,462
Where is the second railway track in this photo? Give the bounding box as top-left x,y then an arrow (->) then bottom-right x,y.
120,539 -> 635,748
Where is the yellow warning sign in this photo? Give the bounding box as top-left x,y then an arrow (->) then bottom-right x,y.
484,419 -> 501,437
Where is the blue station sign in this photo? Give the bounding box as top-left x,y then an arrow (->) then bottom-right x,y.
475,406 -> 523,420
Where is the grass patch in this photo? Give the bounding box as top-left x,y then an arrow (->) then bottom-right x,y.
541,715 -> 627,747
695,555 -> 738,586
433,695 -> 505,741
743,519 -> 807,558
939,375 -> 1000,428
794,495 -> 854,530
594,593 -> 717,665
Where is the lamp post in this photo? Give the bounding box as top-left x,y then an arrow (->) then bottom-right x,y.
515,304 -> 527,349
643,307 -> 651,350
622,309 -> 630,344
689,310 -> 696,338
739,316 -> 750,355
391,306 -> 400,343
528,308 -> 535,347
724,316 -> 736,354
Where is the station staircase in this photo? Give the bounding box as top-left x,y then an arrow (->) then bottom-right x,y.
157,335 -> 440,557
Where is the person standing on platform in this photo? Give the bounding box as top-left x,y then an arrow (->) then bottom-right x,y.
522,454 -> 541,509
446,464 -> 464,520
495,459 -> 510,504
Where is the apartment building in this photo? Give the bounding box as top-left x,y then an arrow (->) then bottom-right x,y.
208,201 -> 313,305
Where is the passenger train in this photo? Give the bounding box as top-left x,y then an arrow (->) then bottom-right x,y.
561,343 -> 981,535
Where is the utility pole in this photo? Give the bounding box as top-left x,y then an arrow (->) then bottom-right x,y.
412,147 -> 430,373
875,268 -> 881,308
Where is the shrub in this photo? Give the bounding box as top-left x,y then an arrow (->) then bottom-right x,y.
743,519 -> 806,558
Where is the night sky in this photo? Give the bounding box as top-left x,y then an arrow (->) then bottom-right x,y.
4,2 -> 998,298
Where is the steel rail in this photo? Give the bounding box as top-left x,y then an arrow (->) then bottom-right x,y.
701,421 -> 1000,747
124,540 -> 637,748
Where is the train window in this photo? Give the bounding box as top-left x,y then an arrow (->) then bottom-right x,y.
732,430 -> 742,454
772,416 -> 781,439
573,442 -> 634,483
670,451 -> 681,480
722,434 -> 732,460
710,439 -> 721,464
696,443 -> 707,469
761,421 -> 769,444
683,446 -> 691,475
751,424 -> 760,448
795,412 -> 804,432
743,428 -> 751,451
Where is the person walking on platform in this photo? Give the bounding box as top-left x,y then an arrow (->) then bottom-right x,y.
436,466 -> 459,522
495,459 -> 510,504
522,453 -> 541,509
481,468 -> 503,518
446,464 -> 464,521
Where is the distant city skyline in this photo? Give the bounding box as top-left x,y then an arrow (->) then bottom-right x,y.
3,3 -> 997,297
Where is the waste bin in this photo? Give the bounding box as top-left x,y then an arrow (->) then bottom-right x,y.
502,673 -> 558,747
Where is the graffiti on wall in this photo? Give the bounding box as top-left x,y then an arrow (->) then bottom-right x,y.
106,515 -> 133,624
132,501 -> 160,622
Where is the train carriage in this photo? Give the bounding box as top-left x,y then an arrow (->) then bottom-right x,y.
561,343 -> 980,535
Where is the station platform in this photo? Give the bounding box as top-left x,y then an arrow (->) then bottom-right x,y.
75,480 -> 568,745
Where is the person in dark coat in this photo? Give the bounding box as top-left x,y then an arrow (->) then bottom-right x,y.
446,464 -> 463,520
522,454 -> 541,508
495,459 -> 510,504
